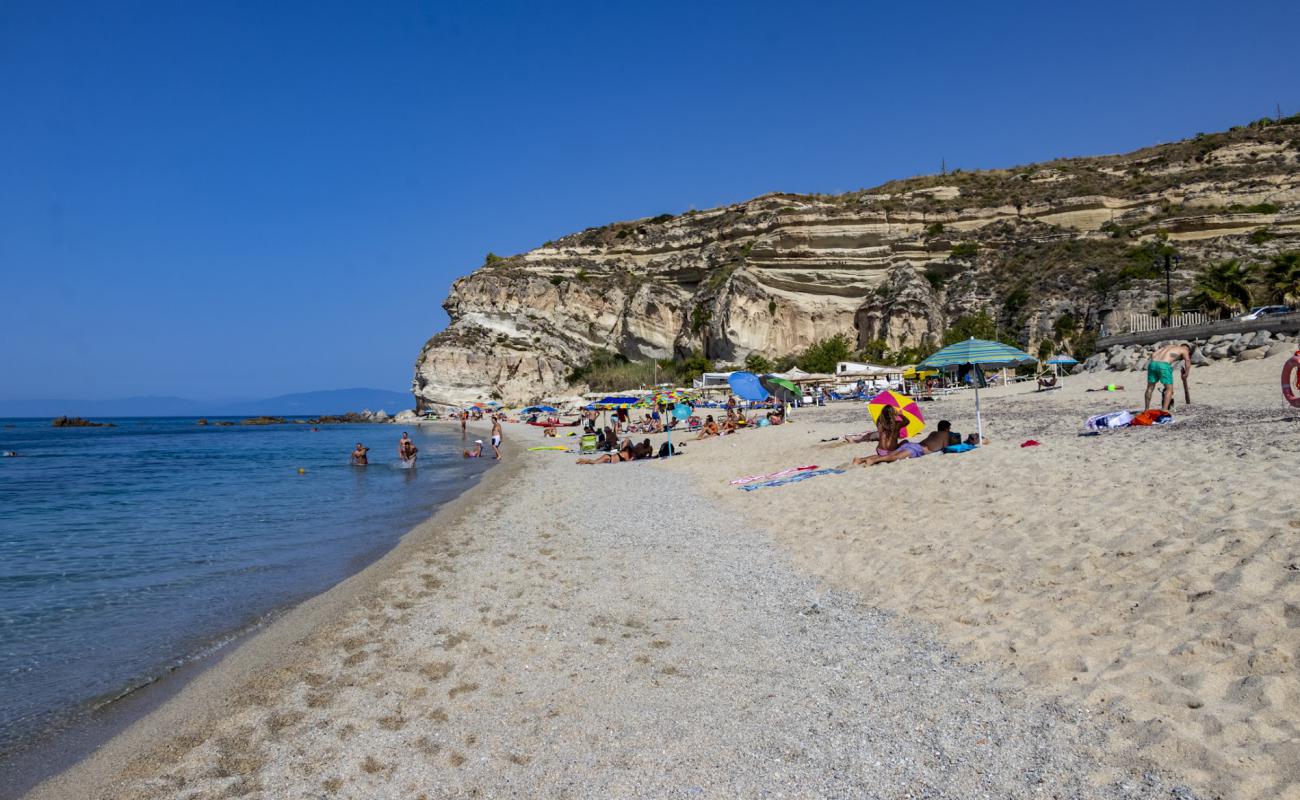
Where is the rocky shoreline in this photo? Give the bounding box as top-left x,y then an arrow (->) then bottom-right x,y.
1080,328 -> 1299,373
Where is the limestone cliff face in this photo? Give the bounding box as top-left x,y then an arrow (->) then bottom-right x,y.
414,120 -> 1300,406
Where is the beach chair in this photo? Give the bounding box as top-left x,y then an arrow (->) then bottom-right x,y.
580,434 -> 597,454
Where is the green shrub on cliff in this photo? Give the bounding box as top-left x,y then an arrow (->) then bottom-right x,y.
943,312 -> 1002,345
797,333 -> 854,373
950,242 -> 979,259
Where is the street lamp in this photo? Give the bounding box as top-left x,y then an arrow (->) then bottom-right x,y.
1153,239 -> 1180,328
1163,252 -> 1181,327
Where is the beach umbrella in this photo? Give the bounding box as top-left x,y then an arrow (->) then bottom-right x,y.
759,374 -> 801,405
592,395 -> 640,409
1044,354 -> 1079,383
521,405 -> 558,414
920,337 -> 1034,442
728,371 -> 769,403
867,390 -> 925,439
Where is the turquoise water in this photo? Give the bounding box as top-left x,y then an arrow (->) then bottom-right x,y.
0,417 -> 488,762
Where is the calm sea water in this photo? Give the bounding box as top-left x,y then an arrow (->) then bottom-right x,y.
0,417 -> 489,761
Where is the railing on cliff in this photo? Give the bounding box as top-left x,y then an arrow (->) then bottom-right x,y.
1099,311 -> 1300,349
1123,311 -> 1218,334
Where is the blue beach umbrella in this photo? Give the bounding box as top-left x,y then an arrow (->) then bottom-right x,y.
728,371 -> 769,403
1045,355 -> 1078,366
521,405 -> 559,414
920,337 -> 1034,442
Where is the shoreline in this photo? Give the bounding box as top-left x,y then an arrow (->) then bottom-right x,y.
19,358 -> 1297,798
22,416 -> 1197,799
20,421 -> 510,800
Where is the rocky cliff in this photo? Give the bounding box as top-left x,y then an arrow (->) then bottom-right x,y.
414,118 -> 1300,407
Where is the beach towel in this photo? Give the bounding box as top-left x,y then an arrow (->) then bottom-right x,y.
739,468 -> 843,492
1131,409 -> 1173,426
729,465 -> 819,486
1084,410 -> 1134,432
943,443 -> 975,454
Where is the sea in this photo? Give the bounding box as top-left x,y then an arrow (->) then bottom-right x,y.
0,417 -> 490,781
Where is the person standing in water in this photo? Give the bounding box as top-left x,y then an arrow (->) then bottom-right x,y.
398,432 -> 418,467
350,443 -> 369,465
1145,342 -> 1193,412
490,414 -> 503,460
459,410 -> 467,438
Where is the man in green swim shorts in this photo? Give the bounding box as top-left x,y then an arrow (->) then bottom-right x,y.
1145,342 -> 1193,412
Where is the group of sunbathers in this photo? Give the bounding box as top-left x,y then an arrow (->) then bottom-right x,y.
576,435 -> 678,464
849,405 -> 976,467
696,405 -> 785,439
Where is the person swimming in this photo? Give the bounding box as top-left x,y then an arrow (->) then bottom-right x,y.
398,432 -> 418,467
350,443 -> 370,465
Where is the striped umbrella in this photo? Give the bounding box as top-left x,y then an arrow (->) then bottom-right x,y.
867,390 -> 925,439
920,337 -> 1034,443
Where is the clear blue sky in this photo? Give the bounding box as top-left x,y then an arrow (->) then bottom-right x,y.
3,0 -> 1297,400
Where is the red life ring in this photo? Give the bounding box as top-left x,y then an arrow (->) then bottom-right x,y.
1284,352 -> 1300,409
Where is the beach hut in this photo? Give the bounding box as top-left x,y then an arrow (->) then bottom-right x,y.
919,338 -> 1035,442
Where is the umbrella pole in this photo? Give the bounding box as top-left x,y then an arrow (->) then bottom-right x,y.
975,383 -> 983,444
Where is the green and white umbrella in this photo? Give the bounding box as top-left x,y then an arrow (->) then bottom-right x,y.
920,337 -> 1034,442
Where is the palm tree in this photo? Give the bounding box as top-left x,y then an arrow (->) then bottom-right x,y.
1259,251 -> 1300,305
1183,259 -> 1254,316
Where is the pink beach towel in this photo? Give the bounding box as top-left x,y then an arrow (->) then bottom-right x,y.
729,465 -> 818,486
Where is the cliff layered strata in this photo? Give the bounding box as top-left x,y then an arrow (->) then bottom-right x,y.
415,120 -> 1300,406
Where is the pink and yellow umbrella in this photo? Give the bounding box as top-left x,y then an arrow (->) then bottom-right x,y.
867,390 -> 925,439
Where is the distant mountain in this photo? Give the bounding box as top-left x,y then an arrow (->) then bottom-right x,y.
0,388 -> 413,418
216,388 -> 413,416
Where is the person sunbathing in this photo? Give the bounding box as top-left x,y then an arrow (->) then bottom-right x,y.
575,450 -> 632,465
696,415 -> 720,439
1037,375 -> 1057,390
854,420 -> 951,466
1086,384 -> 1124,392
858,407 -> 905,457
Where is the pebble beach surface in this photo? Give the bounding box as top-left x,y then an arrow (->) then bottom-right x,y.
30,428 -> 1192,798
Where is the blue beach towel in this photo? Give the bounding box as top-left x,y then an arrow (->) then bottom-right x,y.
739,467 -> 844,491
942,443 -> 976,454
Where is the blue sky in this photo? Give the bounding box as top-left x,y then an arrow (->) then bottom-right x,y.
2,0 -> 1297,400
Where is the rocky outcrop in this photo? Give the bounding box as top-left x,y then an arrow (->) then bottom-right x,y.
51,416 -> 114,428
415,119 -> 1300,407
1079,330 -> 1299,373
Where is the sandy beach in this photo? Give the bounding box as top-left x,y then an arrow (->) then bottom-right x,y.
660,350 -> 1300,800
24,352 -> 1299,800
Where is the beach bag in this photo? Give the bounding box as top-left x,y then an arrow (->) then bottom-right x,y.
657,442 -> 675,458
